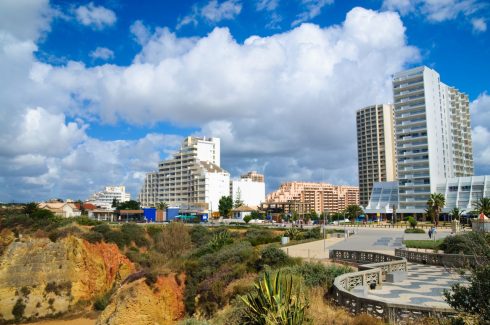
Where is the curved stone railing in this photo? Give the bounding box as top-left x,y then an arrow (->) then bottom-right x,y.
330,249 -> 456,323
395,248 -> 479,268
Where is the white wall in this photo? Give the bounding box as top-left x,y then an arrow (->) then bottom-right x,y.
206,172 -> 231,213
231,178 -> 265,207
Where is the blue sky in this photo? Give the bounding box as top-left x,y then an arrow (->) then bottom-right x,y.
0,0 -> 489,202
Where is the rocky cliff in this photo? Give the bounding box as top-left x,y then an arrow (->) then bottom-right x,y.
96,274 -> 185,325
0,235 -> 134,323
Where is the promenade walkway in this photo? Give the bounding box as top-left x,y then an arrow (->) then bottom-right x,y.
283,227 -> 464,309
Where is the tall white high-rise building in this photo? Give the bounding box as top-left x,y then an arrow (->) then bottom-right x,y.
139,136 -> 229,212
356,104 -> 397,207
393,66 -> 473,213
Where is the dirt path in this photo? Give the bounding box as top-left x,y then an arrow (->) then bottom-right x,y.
24,317 -> 96,325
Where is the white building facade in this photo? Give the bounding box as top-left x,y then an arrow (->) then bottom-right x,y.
230,172 -> 266,208
87,186 -> 130,209
393,66 -> 473,213
436,176 -> 490,212
139,136 -> 230,213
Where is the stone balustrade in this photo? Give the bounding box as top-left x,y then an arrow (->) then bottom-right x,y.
330,249 -> 456,323
395,248 -> 479,268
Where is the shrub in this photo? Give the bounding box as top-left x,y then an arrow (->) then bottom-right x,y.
121,223 -> 148,247
209,230 -> 233,251
20,286 -> 30,297
104,230 -> 128,249
12,299 -> 25,320
243,215 -> 252,224
75,216 -> 101,226
281,263 -> 352,289
284,228 -> 300,240
48,225 -> 83,242
155,222 -> 192,258
302,227 -> 321,240
407,216 -> 417,229
240,271 -> 309,324
92,223 -> 111,236
189,225 -> 212,246
82,231 -> 104,243
126,248 -> 151,268
245,228 -> 280,246
94,290 -> 113,311
256,246 -> 296,270
404,228 -> 425,233
146,225 -> 163,241
440,232 -> 490,256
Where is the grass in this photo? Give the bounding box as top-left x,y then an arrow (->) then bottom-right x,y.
404,239 -> 444,250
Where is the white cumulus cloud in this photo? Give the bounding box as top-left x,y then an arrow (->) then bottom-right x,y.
292,0 -> 334,26
75,2 -> 116,30
89,47 -> 114,61
177,0 -> 242,29
382,0 -> 488,31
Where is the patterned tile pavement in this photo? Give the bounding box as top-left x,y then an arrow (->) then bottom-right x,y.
367,263 -> 467,308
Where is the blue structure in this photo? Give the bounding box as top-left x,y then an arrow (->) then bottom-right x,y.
143,208 -> 156,222
166,207 -> 179,221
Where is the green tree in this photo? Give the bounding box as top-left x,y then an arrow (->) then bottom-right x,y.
76,200 -> 86,215
291,211 -> 299,223
117,200 -> 140,210
111,198 -> 119,209
250,210 -> 263,220
449,207 -> 464,222
473,197 -> 490,216
343,205 -> 363,222
309,210 -> 319,223
243,214 -> 252,223
23,202 -> 38,216
427,193 -> 445,226
407,216 -> 417,229
218,196 -> 233,217
233,188 -> 244,208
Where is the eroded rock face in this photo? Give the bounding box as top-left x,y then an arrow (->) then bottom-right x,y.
0,236 -> 134,322
96,274 -> 185,325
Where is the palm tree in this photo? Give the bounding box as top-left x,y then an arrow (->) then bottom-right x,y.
449,207 -> 464,222
427,193 -> 445,226
473,197 -> 490,216
156,202 -> 168,211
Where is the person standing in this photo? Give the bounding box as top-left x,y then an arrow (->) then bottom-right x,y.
428,227 -> 432,239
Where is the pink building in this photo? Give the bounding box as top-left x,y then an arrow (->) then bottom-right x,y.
266,182 -> 359,214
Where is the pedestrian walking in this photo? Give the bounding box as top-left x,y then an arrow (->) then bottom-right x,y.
428,227 -> 432,239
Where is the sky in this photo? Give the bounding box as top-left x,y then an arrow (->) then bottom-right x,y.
0,0 -> 489,202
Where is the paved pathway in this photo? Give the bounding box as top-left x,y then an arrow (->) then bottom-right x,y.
367,263 -> 467,308
283,227 -> 465,309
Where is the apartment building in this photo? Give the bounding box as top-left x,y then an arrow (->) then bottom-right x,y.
393,66 -> 473,213
138,172 -> 158,207
436,176 -> 490,212
230,172 -> 266,208
266,182 -> 359,214
139,136 -> 230,213
87,186 -> 131,209
356,104 -> 397,207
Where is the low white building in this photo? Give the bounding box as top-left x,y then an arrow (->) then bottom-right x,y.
87,186 -> 130,209
436,175 -> 490,212
230,172 -> 265,208
38,202 -> 81,218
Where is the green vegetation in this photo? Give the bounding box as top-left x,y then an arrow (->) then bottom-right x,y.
343,205 -> 364,222
473,197 -> 490,215
12,298 -> 26,321
407,216 -> 417,229
443,232 -> 490,324
403,239 -> 443,250
427,193 -> 445,226
404,228 -> 425,233
281,263 -> 352,289
116,200 -> 141,210
218,196 -> 233,217
241,271 -> 310,325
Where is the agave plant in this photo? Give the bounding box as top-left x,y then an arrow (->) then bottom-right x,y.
241,271 -> 310,325
284,228 -> 300,240
208,230 -> 232,250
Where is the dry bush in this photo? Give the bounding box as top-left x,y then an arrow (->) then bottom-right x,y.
307,287 -> 384,325
154,222 -> 192,258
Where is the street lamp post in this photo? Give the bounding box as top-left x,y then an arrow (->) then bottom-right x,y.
323,210 -> 327,251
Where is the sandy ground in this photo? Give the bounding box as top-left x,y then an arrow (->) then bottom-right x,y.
24,317 -> 96,325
